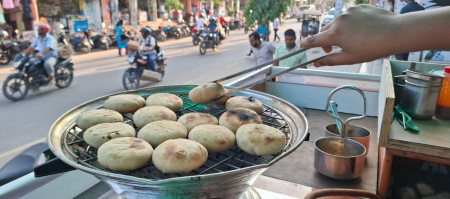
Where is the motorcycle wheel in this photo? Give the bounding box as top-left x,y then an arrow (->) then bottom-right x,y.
122,68 -> 140,90
193,38 -> 200,46
0,54 -> 10,65
55,66 -> 74,88
156,65 -> 165,82
174,32 -> 181,39
199,42 -> 207,55
2,74 -> 29,101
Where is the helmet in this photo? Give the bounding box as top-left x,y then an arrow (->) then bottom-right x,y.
209,17 -> 216,22
38,23 -> 51,34
140,27 -> 152,38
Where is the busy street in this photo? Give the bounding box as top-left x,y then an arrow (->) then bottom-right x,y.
1,0 -> 450,198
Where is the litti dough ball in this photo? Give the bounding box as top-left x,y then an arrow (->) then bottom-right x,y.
83,123 -> 136,148
177,112 -> 219,132
219,108 -> 262,133
133,106 -> 177,129
76,109 -> 123,130
189,83 -> 230,104
137,120 -> 188,147
152,139 -> 208,173
146,93 -> 183,112
188,124 -> 235,153
97,137 -> 153,171
226,96 -> 264,114
236,124 -> 286,156
103,94 -> 145,113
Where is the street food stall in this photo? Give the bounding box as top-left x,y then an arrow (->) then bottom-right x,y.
0,57 -> 448,198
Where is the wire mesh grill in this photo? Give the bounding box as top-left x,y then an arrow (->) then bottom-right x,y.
62,93 -> 292,180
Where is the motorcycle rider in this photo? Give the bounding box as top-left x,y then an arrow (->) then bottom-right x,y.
207,17 -> 219,46
308,17 -> 319,36
139,27 -> 157,72
24,23 -> 59,81
196,14 -> 205,31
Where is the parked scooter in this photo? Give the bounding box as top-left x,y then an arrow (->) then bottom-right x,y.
0,40 -> 31,65
163,26 -> 181,40
122,49 -> 167,90
149,26 -> 167,42
87,30 -> 109,50
70,32 -> 91,53
2,53 -> 74,101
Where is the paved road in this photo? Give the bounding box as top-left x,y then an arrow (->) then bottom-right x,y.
0,19 -> 304,168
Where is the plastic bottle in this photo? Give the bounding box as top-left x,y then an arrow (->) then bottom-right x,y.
436,67 -> 450,119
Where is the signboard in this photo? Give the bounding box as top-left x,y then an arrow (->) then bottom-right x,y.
139,11 -> 147,22
22,31 -> 36,41
73,20 -> 89,33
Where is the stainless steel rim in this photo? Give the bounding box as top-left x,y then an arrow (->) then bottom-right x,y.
48,85 -> 308,186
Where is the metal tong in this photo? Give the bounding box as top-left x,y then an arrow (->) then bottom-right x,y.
325,85 -> 367,138
210,48 -> 336,102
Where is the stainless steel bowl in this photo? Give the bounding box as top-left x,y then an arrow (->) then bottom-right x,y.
325,124 -> 371,155
314,137 -> 366,180
48,85 -> 308,198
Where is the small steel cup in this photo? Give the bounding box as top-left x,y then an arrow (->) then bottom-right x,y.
325,124 -> 371,155
314,137 -> 366,180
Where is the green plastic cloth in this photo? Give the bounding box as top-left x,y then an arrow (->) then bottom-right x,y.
391,105 -> 420,133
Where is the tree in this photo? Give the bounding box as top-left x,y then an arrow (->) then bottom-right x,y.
354,0 -> 369,5
244,0 -> 292,27
165,0 -> 184,12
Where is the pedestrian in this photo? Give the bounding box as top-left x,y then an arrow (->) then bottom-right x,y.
299,5 -> 450,67
116,20 -> 128,56
257,24 -> 268,41
273,17 -> 280,41
274,29 -> 307,68
395,0 -> 425,61
248,31 -> 276,66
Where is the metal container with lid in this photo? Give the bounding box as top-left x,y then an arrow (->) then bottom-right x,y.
400,70 -> 444,119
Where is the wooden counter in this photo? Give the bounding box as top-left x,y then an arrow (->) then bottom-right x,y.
263,109 -> 379,193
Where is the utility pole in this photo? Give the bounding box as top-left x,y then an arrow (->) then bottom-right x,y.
130,0 -> 138,30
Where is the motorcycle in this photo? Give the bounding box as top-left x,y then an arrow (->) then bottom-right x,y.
0,40 -> 31,65
163,26 -> 181,40
199,30 -> 219,55
2,53 -> 74,101
87,30 -> 109,50
150,27 -> 167,42
191,28 -> 202,46
180,25 -> 191,38
122,49 -> 166,90
70,32 -> 91,53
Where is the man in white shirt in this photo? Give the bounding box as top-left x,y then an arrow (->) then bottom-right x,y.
248,32 -> 276,66
273,17 -> 280,41
308,17 -> 319,36
196,14 -> 205,30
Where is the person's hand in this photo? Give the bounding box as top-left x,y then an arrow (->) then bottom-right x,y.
300,5 -> 398,67
35,54 -> 43,59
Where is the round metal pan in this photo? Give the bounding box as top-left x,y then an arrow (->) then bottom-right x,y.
47,85 -> 308,198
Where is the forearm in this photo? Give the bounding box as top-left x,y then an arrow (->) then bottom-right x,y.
396,7 -> 450,53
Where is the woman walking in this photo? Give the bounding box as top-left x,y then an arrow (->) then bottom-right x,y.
116,20 -> 128,56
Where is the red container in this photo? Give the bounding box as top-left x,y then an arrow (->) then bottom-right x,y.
436,67 -> 450,119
